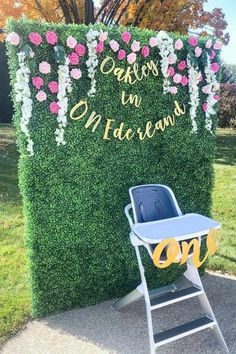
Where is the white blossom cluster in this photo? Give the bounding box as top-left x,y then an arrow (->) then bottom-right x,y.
187,57 -> 200,133
55,58 -> 72,145
86,29 -> 100,96
204,54 -> 220,132
156,31 -> 176,93
14,51 -> 34,155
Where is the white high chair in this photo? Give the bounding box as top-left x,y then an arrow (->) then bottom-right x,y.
112,184 -> 228,354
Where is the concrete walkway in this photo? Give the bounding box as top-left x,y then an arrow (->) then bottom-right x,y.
1,272 -> 236,354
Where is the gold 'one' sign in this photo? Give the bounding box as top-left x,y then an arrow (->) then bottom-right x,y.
152,229 -> 218,269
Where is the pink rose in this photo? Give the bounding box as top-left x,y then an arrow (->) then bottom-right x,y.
141,46 -> 150,57
178,60 -> 187,71
188,36 -> 198,46
213,94 -> 220,101
202,85 -> 211,94
195,46 -> 202,57
149,37 -> 158,47
39,61 -> 51,74
131,40 -> 140,52
6,32 -> 20,46
48,81 -> 59,94
173,73 -> 182,84
67,36 -> 77,49
181,75 -> 188,86
29,32 -> 42,46
174,39 -> 183,50
68,52 -> 79,65
202,102 -> 208,112
32,76 -> 44,89
205,39 -> 212,49
49,101 -> 60,114
213,40 -> 222,50
45,31 -> 57,45
198,72 -> 203,82
121,31 -> 131,44
96,41 -> 104,53
109,40 -> 119,52
127,52 -> 136,65
209,50 -> 216,60
70,68 -> 82,80
168,53 -> 177,65
99,31 -> 108,42
211,62 -> 220,73
168,67 -> 175,77
117,49 -> 126,60
36,90 -> 46,102
75,43 -> 86,57
168,86 -> 178,94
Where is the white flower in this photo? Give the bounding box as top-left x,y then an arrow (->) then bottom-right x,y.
187,56 -> 200,133
86,29 -> 101,96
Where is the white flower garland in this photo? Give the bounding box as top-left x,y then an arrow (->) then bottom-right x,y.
204,54 -> 220,132
55,58 -> 72,146
14,51 -> 34,155
86,29 -> 100,96
187,57 -> 200,133
156,31 -> 176,93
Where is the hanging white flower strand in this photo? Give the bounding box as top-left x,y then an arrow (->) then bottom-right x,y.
156,31 -> 176,93
14,51 -> 34,155
55,57 -> 72,145
187,56 -> 200,133
203,54 -> 220,132
86,29 -> 100,96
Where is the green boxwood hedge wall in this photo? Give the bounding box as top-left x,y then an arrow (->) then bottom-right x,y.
6,19 -> 220,317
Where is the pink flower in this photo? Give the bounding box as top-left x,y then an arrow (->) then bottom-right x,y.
45,31 -> 57,45
141,46 -> 150,57
67,36 -> 77,49
174,39 -> 183,50
50,101 -> 60,114
205,39 -> 212,49
149,37 -> 158,47
48,81 -> 59,94
181,75 -> 188,86
188,36 -> 198,46
29,32 -> 42,46
211,62 -> 220,73
99,31 -> 108,42
127,52 -> 136,65
168,53 -> 177,65
173,73 -> 182,84
96,41 -> 104,53
68,52 -> 79,65
75,43 -> 86,57
213,94 -> 220,101
121,31 -> 131,44
168,67 -> 175,77
178,60 -> 187,71
168,86 -> 178,94
131,40 -> 140,52
213,40 -> 223,50
6,32 -> 20,46
198,72 -> 203,82
32,76 -> 44,89
39,61 -> 51,74
202,85 -> 211,94
109,40 -> 119,52
36,90 -> 46,102
117,49 -> 126,60
70,68 -> 82,80
202,102 -> 208,112
195,46 -> 202,57
209,50 -> 216,60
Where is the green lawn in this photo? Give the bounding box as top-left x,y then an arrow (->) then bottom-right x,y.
0,124 -> 235,342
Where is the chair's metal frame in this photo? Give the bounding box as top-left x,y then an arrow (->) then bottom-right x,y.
112,185 -> 229,354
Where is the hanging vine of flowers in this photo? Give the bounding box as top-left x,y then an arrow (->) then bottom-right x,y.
187,56 -> 201,133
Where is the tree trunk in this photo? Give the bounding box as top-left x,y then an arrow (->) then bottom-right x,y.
85,0 -> 95,24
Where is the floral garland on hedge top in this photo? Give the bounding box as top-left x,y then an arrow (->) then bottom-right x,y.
14,51 -> 34,155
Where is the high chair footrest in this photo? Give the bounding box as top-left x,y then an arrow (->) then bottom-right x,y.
150,285 -> 203,310
154,316 -> 216,347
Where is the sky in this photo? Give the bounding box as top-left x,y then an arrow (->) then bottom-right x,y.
94,0 -> 235,64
